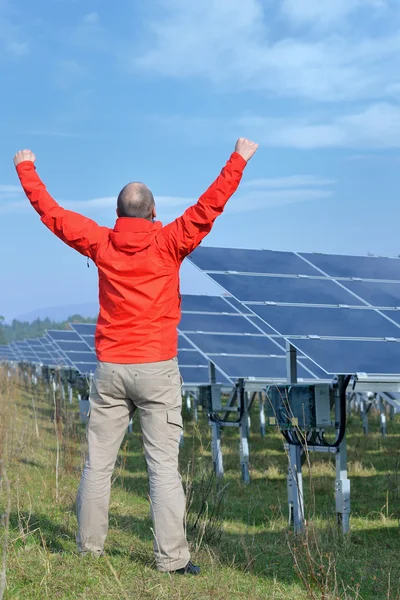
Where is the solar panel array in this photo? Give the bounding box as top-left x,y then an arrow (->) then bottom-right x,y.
179,294 -> 324,383
188,247 -> 400,376
3,247 -> 400,380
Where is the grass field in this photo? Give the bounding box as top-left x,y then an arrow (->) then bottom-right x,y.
1,370 -> 400,599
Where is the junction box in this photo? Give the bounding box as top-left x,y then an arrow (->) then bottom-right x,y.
198,384 -> 223,412
265,383 -> 332,429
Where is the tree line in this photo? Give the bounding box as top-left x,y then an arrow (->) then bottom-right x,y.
0,315 -> 96,345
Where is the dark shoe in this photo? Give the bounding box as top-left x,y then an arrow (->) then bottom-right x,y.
172,561 -> 201,575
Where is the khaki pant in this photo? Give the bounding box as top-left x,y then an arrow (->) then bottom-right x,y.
76,358 -> 190,571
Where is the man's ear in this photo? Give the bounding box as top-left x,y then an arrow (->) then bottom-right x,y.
152,206 -> 157,220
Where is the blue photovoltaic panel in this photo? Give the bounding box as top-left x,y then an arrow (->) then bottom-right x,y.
299,359 -> 330,380
343,281 -> 400,308
247,316 -> 276,335
178,335 -> 193,350
82,335 -> 95,350
180,366 -> 231,386
47,330 -> 82,342
56,351 -> 96,363
72,362 -> 98,375
222,296 -> 252,314
382,311 -> 400,327
181,294 -> 238,313
189,246 -> 318,276
56,340 -> 92,353
300,252 -> 400,281
210,356 -> 312,380
179,313 -> 261,334
210,273 -> 361,305
187,333 -> 283,356
288,338 -> 400,375
70,323 -> 96,335
249,305 -> 400,339
178,349 -> 208,366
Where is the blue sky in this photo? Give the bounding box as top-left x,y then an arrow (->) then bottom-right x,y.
1,0 -> 400,320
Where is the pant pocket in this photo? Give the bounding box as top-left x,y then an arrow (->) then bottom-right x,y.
167,408 -> 183,442
167,408 -> 183,429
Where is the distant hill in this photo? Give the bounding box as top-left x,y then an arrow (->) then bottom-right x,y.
14,302 -> 99,324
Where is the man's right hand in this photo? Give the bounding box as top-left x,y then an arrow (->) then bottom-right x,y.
234,138 -> 259,162
13,149 -> 36,167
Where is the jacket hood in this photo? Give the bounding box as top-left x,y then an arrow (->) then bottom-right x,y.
109,217 -> 163,253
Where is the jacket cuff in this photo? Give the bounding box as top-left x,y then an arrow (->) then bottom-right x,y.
230,152 -> 248,169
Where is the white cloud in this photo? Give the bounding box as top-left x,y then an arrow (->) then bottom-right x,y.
0,185 -> 21,193
281,0 -> 386,27
226,188 -> 332,213
151,102 -> 400,149
253,103 -> 400,149
131,0 -> 400,103
0,176 -> 332,216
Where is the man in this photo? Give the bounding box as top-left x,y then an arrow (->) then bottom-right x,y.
13,138 -> 258,574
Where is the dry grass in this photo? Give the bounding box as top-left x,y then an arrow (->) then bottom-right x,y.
0,367 -> 400,599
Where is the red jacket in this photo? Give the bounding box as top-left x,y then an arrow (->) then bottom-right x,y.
16,152 -> 247,363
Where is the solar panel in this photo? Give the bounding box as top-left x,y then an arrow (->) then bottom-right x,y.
47,330 -> 82,342
289,338 -> 400,375
179,294 -> 321,383
178,349 -> 208,366
181,294 -> 239,313
178,334 -> 193,350
180,366 -> 230,385
188,247 -> 400,377
72,362 -> 98,375
70,323 -> 96,336
210,355 -> 312,380
55,340 -> 92,353
186,333 -> 282,355
179,313 -> 266,334
189,246 -> 317,275
210,273 -> 361,305
300,252 -> 400,281
250,305 -> 400,339
343,281 -> 400,308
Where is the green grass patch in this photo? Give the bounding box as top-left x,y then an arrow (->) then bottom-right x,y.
1,372 -> 400,599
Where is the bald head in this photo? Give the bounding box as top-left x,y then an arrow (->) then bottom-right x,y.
117,182 -> 155,220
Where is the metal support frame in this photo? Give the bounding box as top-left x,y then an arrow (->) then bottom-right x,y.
208,361 -> 224,478
239,383 -> 250,484
335,377 -> 350,534
378,396 -> 387,438
283,344 -> 351,534
360,396 -> 369,435
211,421 -> 224,478
259,392 -> 266,437
285,341 -> 304,532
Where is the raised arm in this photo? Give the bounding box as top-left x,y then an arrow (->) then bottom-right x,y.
160,138 -> 258,263
13,150 -> 107,262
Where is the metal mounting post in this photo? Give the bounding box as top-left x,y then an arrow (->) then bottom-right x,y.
239,381 -> 250,484
360,396 -> 369,435
335,376 -> 350,534
288,444 -> 304,532
209,361 -> 224,477
211,421 -> 224,478
285,341 -> 304,532
259,392 -> 266,437
378,396 -> 387,439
